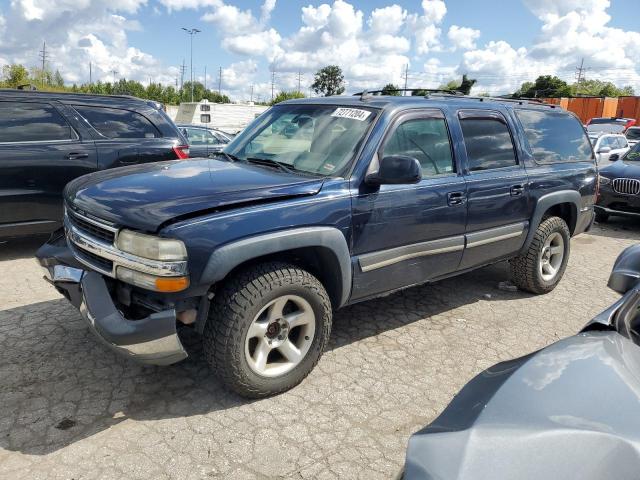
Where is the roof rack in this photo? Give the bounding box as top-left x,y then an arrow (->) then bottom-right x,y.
354,88 -> 463,101
0,88 -> 143,102
429,94 -> 558,108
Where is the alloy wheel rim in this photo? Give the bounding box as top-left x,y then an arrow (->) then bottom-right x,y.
539,232 -> 564,282
244,295 -> 316,377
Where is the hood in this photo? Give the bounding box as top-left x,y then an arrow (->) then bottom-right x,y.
65,158 -> 324,232
600,158 -> 640,177
403,331 -> 640,480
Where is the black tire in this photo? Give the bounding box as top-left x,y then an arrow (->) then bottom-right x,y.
595,210 -> 609,223
509,216 -> 571,295
202,262 -> 332,398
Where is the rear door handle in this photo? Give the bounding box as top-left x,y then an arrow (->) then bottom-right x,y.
447,191 -> 466,206
510,184 -> 524,196
67,152 -> 89,160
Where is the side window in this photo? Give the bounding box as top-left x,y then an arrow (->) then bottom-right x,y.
0,101 -> 74,143
382,116 -> 454,177
200,114 -> 211,123
200,104 -> 211,112
73,105 -> 159,139
617,137 -> 628,149
600,137 -> 613,149
515,109 -> 593,163
459,111 -> 517,171
185,128 -> 207,145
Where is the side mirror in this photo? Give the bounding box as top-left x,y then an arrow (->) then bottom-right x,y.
608,245 -> 640,294
609,154 -> 620,161
598,147 -> 612,154
365,155 -> 422,186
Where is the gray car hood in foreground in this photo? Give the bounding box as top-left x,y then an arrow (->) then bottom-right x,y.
404,330 -> 640,480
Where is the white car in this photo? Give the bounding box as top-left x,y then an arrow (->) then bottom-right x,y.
625,126 -> 640,148
589,133 -> 630,164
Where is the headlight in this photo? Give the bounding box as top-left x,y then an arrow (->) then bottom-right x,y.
599,176 -> 611,185
116,229 -> 187,261
116,267 -> 189,293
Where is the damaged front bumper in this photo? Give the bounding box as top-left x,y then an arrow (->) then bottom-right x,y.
36,234 -> 188,366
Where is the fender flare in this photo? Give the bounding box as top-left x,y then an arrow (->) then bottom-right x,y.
200,227 -> 352,307
521,190 -> 581,252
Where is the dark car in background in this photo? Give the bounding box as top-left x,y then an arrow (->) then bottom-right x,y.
0,90 -> 188,239
596,142 -> 640,222
177,123 -> 232,157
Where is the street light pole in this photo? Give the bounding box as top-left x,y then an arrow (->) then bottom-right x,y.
181,27 -> 201,103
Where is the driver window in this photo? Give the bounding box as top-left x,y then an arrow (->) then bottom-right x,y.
382,117 -> 455,176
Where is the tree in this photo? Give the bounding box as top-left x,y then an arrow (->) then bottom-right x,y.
458,74 -> 476,95
572,79 -> 635,97
311,65 -> 345,96
515,75 -> 571,98
53,69 -> 64,88
381,83 -> 401,96
270,90 -> 305,105
438,79 -> 461,91
1,64 -> 29,87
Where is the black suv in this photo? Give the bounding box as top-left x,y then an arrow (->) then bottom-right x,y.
0,90 -> 188,239
38,94 -> 596,398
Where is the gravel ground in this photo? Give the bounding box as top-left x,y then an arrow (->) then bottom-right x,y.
0,219 -> 638,480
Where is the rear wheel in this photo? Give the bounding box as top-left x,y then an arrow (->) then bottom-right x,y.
203,262 -> 332,398
510,216 -> 570,294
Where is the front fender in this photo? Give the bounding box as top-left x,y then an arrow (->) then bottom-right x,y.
199,226 -> 352,307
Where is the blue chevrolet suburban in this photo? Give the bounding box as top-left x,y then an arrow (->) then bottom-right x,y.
36,93 -> 597,398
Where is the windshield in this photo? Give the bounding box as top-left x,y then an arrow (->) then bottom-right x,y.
626,143 -> 640,161
587,123 -> 625,134
626,128 -> 640,140
225,104 -> 377,176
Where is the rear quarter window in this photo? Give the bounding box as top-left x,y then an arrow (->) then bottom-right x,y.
73,105 -> 160,139
517,109 -> 593,164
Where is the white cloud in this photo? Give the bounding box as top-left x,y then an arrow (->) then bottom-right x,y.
406,0 -> 447,55
447,25 -> 480,51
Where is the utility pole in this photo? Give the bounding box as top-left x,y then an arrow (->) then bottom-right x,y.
204,65 -> 207,90
182,27 -> 201,102
402,64 -> 409,95
179,59 -> 186,91
89,61 -> 92,85
218,66 -> 222,95
575,57 -> 589,84
270,70 -> 276,102
250,84 -> 254,103
38,41 -> 48,87
297,70 -> 302,94
111,69 -> 118,84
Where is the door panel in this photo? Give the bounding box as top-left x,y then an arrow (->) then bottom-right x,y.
350,110 -> 467,301
457,109 -> 530,270
0,101 -> 97,234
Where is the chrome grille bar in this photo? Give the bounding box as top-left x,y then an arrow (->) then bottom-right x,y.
612,178 -> 640,195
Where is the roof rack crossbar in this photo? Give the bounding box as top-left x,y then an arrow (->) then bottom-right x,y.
429,93 -> 557,108
354,88 -> 463,98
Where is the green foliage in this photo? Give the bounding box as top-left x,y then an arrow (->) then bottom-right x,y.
311,65 -> 345,97
270,90 -> 305,105
0,62 -> 231,105
458,74 -> 477,95
381,83 -> 401,96
438,79 -> 461,90
514,75 -> 572,98
411,89 -> 429,96
571,79 -> 634,97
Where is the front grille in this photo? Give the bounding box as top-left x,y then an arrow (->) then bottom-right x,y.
612,178 -> 640,195
73,245 -> 114,273
67,209 -> 116,244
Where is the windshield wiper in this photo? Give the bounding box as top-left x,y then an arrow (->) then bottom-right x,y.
212,152 -> 240,162
245,157 -> 296,174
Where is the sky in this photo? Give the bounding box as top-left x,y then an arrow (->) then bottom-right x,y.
0,0 -> 639,102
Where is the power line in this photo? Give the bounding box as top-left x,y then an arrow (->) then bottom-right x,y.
179,59 -> 186,91
402,64 -> 409,95
270,69 -> 276,101
297,70 -> 302,93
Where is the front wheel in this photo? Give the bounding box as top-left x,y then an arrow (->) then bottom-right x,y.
203,262 -> 332,398
510,216 -> 570,294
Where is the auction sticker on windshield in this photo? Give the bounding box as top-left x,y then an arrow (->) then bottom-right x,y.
331,108 -> 372,121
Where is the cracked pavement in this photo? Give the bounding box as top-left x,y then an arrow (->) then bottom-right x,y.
1,219 -> 638,479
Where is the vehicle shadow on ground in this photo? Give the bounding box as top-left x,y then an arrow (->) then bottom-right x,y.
0,262 -> 528,456
0,235 -> 49,261
588,217 -> 640,241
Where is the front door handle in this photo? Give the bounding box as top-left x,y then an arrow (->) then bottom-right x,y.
510,184 -> 524,196
67,152 -> 89,160
447,191 -> 466,206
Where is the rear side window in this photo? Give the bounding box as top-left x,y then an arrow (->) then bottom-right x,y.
201,114 -> 211,123
185,128 -> 217,145
0,101 -> 74,143
73,105 -> 160,139
383,116 -> 454,176
516,109 -> 593,163
459,112 -> 517,171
